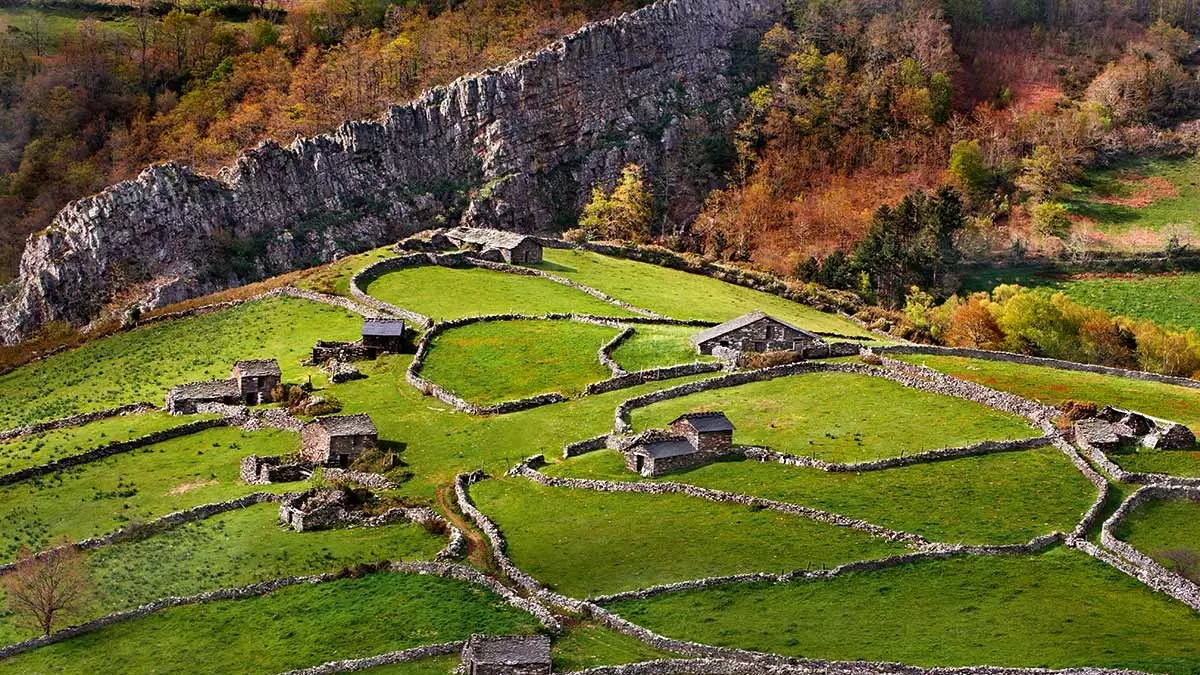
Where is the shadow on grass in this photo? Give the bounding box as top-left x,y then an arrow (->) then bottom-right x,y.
534,261 -> 577,273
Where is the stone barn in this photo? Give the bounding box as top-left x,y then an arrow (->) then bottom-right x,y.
461,635 -> 551,675
362,318 -> 406,354
624,430 -> 707,478
165,379 -> 240,415
445,227 -> 543,265
231,359 -> 282,405
300,413 -> 378,468
670,411 -> 734,454
689,310 -> 823,355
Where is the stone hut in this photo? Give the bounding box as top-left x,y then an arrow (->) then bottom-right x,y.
231,359 -> 282,405
689,310 -> 823,355
445,227 -> 543,265
362,318 -> 406,354
670,412 -> 734,454
624,430 -> 706,478
461,635 -> 552,675
300,413 -> 378,468
165,379 -> 240,414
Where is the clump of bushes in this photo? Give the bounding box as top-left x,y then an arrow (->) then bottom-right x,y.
744,350 -> 802,369
1056,399 -> 1098,429
1159,548 -> 1200,582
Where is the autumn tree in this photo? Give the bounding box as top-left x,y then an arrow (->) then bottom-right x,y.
4,544 -> 92,636
579,164 -> 654,242
944,295 -> 1005,349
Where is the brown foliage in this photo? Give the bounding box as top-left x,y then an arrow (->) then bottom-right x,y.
3,543 -> 92,636
944,297 -> 1005,350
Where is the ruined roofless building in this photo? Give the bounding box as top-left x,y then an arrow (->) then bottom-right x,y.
461,635 -> 552,675
361,318 -> 406,354
689,310 -> 823,355
444,227 -> 543,265
300,413 -> 378,468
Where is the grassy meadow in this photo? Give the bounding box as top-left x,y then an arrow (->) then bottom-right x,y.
610,323 -> 717,371
1115,497 -> 1200,571
1064,154 -> 1200,240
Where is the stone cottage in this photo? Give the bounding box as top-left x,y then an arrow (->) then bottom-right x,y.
461,635 -> 552,675
445,227 -> 543,264
624,430 -> 705,478
300,413 -> 378,468
361,318 -> 407,354
670,411 -> 735,453
689,310 -> 823,355
231,359 -> 282,405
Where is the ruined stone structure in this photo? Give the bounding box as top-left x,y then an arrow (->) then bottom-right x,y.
311,340 -> 374,364
361,318 -> 407,353
689,311 -> 823,355
231,359 -> 282,405
461,635 -> 552,675
300,413 -> 378,467
670,412 -> 734,454
1075,406 -> 1196,452
444,227 -> 544,264
240,455 -> 310,485
1,0 -> 788,344
166,359 -> 282,413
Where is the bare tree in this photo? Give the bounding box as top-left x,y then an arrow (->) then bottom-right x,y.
3,544 -> 92,636
1159,548 -> 1200,583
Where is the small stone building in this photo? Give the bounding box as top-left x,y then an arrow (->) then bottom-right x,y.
445,227 -> 543,265
165,379 -> 241,414
670,412 -> 735,454
624,430 -> 706,478
461,635 -> 552,675
231,359 -> 282,405
300,413 -> 378,468
362,318 -> 407,354
690,310 -> 823,355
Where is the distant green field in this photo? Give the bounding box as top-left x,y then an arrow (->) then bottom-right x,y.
365,265 -> 637,320
0,296 -> 361,428
546,447 -> 1096,545
1064,154 -> 1200,237
420,320 -> 619,404
608,547 -> 1200,673
538,249 -> 876,337
1109,447 -> 1200,477
0,573 -> 539,675
894,354 -> 1200,431
629,372 -> 1040,463
0,412 -> 205,475
471,477 -> 908,597
1116,497 -> 1200,574
611,324 -> 716,372
0,7 -> 137,52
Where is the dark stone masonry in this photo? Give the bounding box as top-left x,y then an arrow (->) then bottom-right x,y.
690,311 -> 823,355
462,634 -> 553,675
166,358 -> 282,414
300,413 -> 378,467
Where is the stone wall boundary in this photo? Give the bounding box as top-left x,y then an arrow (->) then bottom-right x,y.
599,326 -> 636,377
562,657 -> 1153,675
0,402 -> 159,443
1049,438 -> 1112,540
273,641 -> 466,675
562,434 -> 613,458
0,417 -> 231,488
139,287 -> 385,328
739,436 -> 1052,473
1097,484 -> 1200,610
1074,433 -> 1200,488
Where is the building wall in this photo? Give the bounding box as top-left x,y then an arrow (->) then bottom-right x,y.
300,426 -> 331,464
470,663 -> 551,675
697,318 -> 819,354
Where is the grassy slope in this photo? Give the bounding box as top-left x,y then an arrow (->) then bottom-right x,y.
551,622 -> 678,672
609,547 -> 1200,673
537,249 -> 875,337
0,502 -> 444,645
421,320 -> 618,403
630,372 -> 1040,463
470,477 -> 908,597
0,573 -> 539,675
611,324 -> 717,371
364,266 -> 637,320
1109,447 -> 1200,477
894,354 -> 1200,430
1065,154 -> 1200,235
545,448 -> 1096,545
354,657 -> 460,674
0,296 -> 361,428
0,427 -> 299,557
1116,498 -> 1200,569
0,412 -> 209,475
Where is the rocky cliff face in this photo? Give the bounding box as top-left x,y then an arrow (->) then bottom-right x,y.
0,0 -> 786,344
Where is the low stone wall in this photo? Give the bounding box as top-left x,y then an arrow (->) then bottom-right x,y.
740,436 -> 1052,473
323,468 -> 397,490
878,344 -> 1200,391
1050,438 -> 1112,540
1074,433 -> 1200,488
599,326 -> 636,377
139,286 -> 384,329
240,455 -> 310,485
562,434 -> 613,459
583,362 -> 724,396
0,402 -> 158,443
1098,484 -> 1200,610
273,641 -> 466,675
0,417 -> 230,488
563,657 -> 1152,675
348,255 -> 438,328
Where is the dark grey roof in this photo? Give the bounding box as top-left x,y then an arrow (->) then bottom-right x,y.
465,635 -> 551,665
169,379 -> 239,400
308,413 -> 377,437
232,359 -> 281,377
444,226 -> 537,251
689,310 -> 821,346
362,318 -> 406,337
672,411 -> 734,433
632,435 -> 698,459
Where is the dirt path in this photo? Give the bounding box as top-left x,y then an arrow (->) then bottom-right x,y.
435,484 -> 495,573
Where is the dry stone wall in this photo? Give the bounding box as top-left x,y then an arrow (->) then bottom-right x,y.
740,436 -> 1052,473
563,658 -> 1153,675
0,402 -> 158,443
273,641 -> 466,675
1098,485 -> 1200,610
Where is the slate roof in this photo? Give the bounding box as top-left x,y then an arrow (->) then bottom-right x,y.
232,359 -> 282,377
444,226 -> 537,251
465,635 -> 551,665
362,318 -> 406,337
689,310 -> 820,347
672,411 -> 734,433
308,413 -> 377,437
631,434 -> 698,459
169,379 -> 239,400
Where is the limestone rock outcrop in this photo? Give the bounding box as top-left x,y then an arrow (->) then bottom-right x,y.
0,0 -> 786,344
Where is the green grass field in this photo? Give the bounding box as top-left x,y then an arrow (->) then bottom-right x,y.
353,656 -> 460,674
0,573 -> 540,675
608,547 -> 1200,673
0,7 -> 138,53
610,324 -> 716,371
470,477 -> 908,597
421,320 -> 619,404
550,622 -> 678,671
0,412 -> 209,475
365,266 -> 637,320
537,250 -> 876,337
1108,447 -> 1200,477
628,372 -> 1040,463
0,502 -> 444,644
545,447 -> 1096,545
1064,154 -> 1200,237
894,354 -> 1200,431
0,427 -> 299,557
0,296 -> 361,428
1115,497 -> 1200,570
